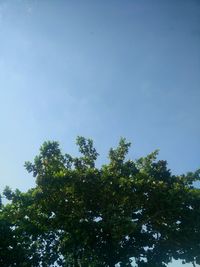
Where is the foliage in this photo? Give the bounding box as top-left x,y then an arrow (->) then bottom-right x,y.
1,137 -> 200,266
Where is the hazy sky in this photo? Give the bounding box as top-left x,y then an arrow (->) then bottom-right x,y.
0,1 -> 199,266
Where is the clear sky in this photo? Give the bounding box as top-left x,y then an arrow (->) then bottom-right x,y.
0,1 -> 199,266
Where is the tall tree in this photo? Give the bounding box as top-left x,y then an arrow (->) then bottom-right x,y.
1,137 -> 200,266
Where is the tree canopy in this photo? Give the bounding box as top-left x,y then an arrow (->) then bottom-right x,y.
0,137 -> 200,267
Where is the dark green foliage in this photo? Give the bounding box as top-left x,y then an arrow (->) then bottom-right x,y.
1,137 -> 200,266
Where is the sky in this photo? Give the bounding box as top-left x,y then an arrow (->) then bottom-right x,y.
0,0 -> 199,266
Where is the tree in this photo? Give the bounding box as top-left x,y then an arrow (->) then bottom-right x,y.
1,137 -> 200,266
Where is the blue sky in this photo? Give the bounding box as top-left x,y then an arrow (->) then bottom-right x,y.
0,1 -> 199,265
